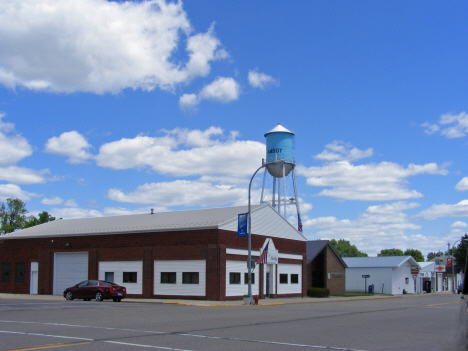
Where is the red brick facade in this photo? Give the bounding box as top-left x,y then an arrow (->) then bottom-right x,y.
307,243 -> 346,295
0,228 -> 306,300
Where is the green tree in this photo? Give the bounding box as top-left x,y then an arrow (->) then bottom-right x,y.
427,251 -> 443,261
330,239 -> 368,257
453,234 -> 468,269
377,248 -> 404,256
0,198 -> 28,235
403,249 -> 425,262
24,211 -> 56,228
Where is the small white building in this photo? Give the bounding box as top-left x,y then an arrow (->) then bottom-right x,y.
416,262 -> 435,293
343,256 -> 419,295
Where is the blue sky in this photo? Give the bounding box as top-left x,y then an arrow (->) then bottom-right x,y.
1,0 -> 467,256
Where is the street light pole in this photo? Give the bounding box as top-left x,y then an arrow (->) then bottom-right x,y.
247,159 -> 284,302
247,160 -> 265,301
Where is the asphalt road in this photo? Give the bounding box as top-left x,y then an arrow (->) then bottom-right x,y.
0,293 -> 464,351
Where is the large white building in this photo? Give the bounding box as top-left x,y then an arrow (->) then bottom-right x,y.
343,256 -> 419,295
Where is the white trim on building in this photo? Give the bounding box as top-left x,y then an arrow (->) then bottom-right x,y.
154,260 -> 206,296
99,261 -> 143,295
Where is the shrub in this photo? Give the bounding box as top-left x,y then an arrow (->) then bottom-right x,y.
307,287 -> 330,298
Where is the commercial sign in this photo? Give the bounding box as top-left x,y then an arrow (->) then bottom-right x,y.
267,250 -> 278,264
411,268 -> 419,275
447,258 -> 453,268
435,265 -> 446,272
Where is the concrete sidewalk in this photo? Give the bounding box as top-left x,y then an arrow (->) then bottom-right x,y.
0,293 -> 404,306
1,291 -> 454,306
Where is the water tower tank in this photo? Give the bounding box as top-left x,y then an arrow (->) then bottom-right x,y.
264,123 -> 295,178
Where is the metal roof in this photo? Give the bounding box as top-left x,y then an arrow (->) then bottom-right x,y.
0,204 -> 305,241
343,256 -> 419,268
306,240 -> 347,267
264,123 -> 294,136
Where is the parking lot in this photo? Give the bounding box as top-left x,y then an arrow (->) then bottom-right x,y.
0,293 -> 464,351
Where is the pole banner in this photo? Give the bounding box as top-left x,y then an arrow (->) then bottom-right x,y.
237,213 -> 248,237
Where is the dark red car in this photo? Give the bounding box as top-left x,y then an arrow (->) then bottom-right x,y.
63,280 -> 126,302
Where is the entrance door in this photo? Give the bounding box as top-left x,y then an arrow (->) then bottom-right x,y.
30,262 -> 38,295
266,273 -> 270,297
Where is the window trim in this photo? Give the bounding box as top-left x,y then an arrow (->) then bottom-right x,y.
161,272 -> 177,284
229,272 -> 241,284
182,272 -> 199,284
123,272 -> 138,283
15,263 -> 25,283
244,272 -> 255,284
1,263 -> 11,283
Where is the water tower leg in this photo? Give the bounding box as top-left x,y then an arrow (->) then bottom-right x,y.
283,163 -> 286,218
292,168 -> 302,232
272,177 -> 276,209
277,175 -> 281,215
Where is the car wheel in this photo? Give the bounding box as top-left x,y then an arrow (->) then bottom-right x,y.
95,291 -> 104,302
65,291 -> 74,301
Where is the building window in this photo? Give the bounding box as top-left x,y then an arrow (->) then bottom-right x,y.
244,273 -> 255,284
161,272 -> 177,284
229,272 -> 241,284
105,272 -> 114,283
15,263 -> 25,283
1,263 -> 10,283
182,272 -> 199,284
279,273 -> 288,284
123,272 -> 137,283
291,274 -> 299,284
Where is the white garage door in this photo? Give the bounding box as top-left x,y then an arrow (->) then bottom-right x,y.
54,252 -> 89,295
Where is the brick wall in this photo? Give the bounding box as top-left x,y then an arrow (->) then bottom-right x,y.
325,245 -> 346,295
0,228 -> 306,300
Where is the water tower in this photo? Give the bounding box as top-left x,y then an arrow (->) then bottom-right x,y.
261,123 -> 302,232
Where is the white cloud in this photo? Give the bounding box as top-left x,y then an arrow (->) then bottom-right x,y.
102,206 -> 168,217
298,161 -> 448,201
0,183 -> 40,202
95,127 -> 264,177
49,207 -> 103,220
0,0 -> 227,94
416,200 -> 468,220
456,177 -> 468,191
0,166 -> 51,184
248,70 -> 279,89
179,77 -> 240,110
108,180 -> 247,207
301,201 -> 454,256
64,199 -> 79,208
200,77 -> 240,102
451,221 -> 467,229
179,93 -> 200,110
0,113 -> 33,166
421,111 -> 468,138
41,196 -> 64,206
45,131 -> 93,164
314,141 -> 373,162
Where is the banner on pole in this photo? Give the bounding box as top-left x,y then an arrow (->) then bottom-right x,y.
237,213 -> 248,237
